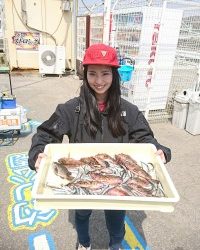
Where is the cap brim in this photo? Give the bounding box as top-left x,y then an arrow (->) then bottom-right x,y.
83,62 -> 120,68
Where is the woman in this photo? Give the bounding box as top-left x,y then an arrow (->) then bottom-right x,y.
28,43 -> 171,250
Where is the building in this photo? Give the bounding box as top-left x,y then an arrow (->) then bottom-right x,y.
3,0 -> 76,71
0,1 -> 3,51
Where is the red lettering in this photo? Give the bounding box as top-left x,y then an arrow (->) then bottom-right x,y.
145,78 -> 152,87
154,23 -> 160,31
151,45 -> 157,51
145,23 -> 160,87
152,33 -> 158,45
147,68 -> 153,75
148,58 -> 154,65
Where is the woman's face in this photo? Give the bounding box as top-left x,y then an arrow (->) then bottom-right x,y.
87,65 -> 113,102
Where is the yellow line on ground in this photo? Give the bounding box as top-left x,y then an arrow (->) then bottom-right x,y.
124,222 -> 144,250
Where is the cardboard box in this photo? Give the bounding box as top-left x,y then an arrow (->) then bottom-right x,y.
0,107 -> 21,130
32,143 -> 179,212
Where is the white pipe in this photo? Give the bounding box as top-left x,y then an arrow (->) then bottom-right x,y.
166,0 -> 200,7
103,0 -> 111,45
197,63 -> 200,92
72,0 -> 77,73
111,0 -> 120,11
110,12 -> 116,47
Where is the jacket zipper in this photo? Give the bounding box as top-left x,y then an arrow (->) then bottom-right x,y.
101,115 -> 104,142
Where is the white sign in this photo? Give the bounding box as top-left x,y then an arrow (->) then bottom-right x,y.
133,7 -> 183,110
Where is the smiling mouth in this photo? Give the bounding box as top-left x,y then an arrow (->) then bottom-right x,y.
95,85 -> 105,89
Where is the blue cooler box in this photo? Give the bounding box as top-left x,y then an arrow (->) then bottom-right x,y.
1,96 -> 17,109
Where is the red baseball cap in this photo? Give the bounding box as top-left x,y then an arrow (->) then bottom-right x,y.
82,43 -> 119,67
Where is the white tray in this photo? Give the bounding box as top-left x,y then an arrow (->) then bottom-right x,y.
32,143 -> 179,212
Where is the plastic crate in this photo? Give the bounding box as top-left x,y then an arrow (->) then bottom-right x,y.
0,107 -> 21,131
32,143 -> 179,212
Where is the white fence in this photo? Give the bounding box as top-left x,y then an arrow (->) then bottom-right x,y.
77,0 -> 200,122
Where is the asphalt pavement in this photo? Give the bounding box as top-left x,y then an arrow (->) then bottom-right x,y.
0,71 -> 199,250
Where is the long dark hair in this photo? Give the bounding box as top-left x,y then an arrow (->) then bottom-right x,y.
79,66 -> 126,138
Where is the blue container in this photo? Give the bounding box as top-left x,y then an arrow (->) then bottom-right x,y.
118,65 -> 134,82
2,97 -> 16,109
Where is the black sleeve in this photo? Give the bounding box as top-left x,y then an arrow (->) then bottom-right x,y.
128,108 -> 171,163
28,103 -> 73,170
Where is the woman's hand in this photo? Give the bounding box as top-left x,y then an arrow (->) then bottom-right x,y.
35,153 -> 47,172
156,149 -> 166,164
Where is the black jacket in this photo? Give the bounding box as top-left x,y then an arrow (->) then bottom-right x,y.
28,97 -> 171,170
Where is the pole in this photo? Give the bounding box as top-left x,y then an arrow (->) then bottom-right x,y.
8,71 -> 13,95
110,14 -> 115,47
72,0 -> 77,74
103,0 -> 111,45
197,63 -> 200,91
111,0 -> 119,11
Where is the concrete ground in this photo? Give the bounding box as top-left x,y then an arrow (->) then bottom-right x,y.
0,71 -> 200,250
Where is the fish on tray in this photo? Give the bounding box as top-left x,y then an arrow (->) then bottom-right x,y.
46,153 -> 165,197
